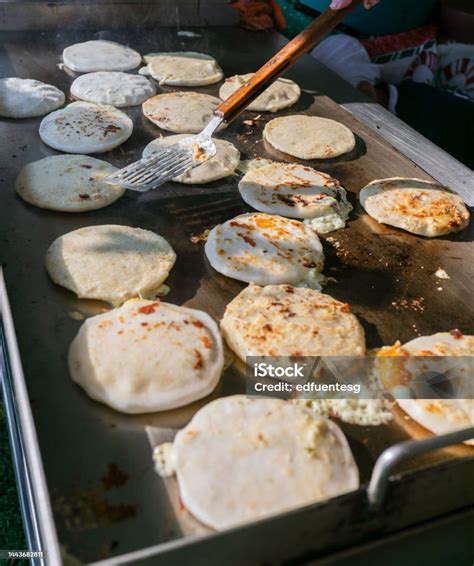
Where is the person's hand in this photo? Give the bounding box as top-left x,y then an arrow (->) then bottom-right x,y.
330,0 -> 379,9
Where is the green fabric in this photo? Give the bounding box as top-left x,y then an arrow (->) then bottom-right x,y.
0,401 -> 26,560
278,0 -> 437,37
278,0 -> 314,38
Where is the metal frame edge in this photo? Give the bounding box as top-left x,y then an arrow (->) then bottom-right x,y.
0,268 -> 62,566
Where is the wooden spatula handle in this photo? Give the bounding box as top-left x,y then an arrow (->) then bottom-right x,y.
215,0 -> 363,123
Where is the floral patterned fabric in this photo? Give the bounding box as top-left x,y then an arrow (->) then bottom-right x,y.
230,0 -> 474,100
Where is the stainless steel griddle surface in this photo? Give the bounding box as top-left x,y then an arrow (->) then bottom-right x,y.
1,26 -> 473,563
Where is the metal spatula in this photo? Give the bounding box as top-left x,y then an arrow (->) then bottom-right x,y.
106,0 -> 362,192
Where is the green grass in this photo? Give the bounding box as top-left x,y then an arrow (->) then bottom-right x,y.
0,400 -> 25,555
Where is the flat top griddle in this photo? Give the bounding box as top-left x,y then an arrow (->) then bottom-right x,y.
0,25 -> 473,565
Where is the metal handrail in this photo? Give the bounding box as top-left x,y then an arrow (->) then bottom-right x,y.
368,426 -> 474,509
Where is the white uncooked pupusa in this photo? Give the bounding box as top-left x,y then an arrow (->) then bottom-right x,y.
45,225 -> 176,304
62,40 -> 141,72
69,299 -> 224,413
0,78 -> 65,118
163,396 -> 359,529
71,71 -> 156,107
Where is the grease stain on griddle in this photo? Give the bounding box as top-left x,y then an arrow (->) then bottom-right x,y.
101,462 -> 130,490
55,489 -> 138,531
54,463 -> 135,531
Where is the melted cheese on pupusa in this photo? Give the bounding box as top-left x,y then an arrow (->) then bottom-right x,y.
309,399 -> 393,426
359,178 -> 469,237
238,162 -> 352,233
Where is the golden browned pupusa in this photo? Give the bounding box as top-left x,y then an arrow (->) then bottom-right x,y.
375,332 -> 474,445
221,284 -> 365,360
359,178 -> 470,236
263,115 -> 356,159
219,73 -> 300,112
142,92 -> 224,134
205,213 -> 324,285
141,52 -> 223,86
238,162 -> 352,232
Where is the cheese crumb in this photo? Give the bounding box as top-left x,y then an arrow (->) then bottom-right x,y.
152,284 -> 170,298
309,399 -> 393,426
297,268 -> 326,291
434,268 -> 450,280
236,158 -> 275,175
68,311 -> 85,321
153,442 -> 176,477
